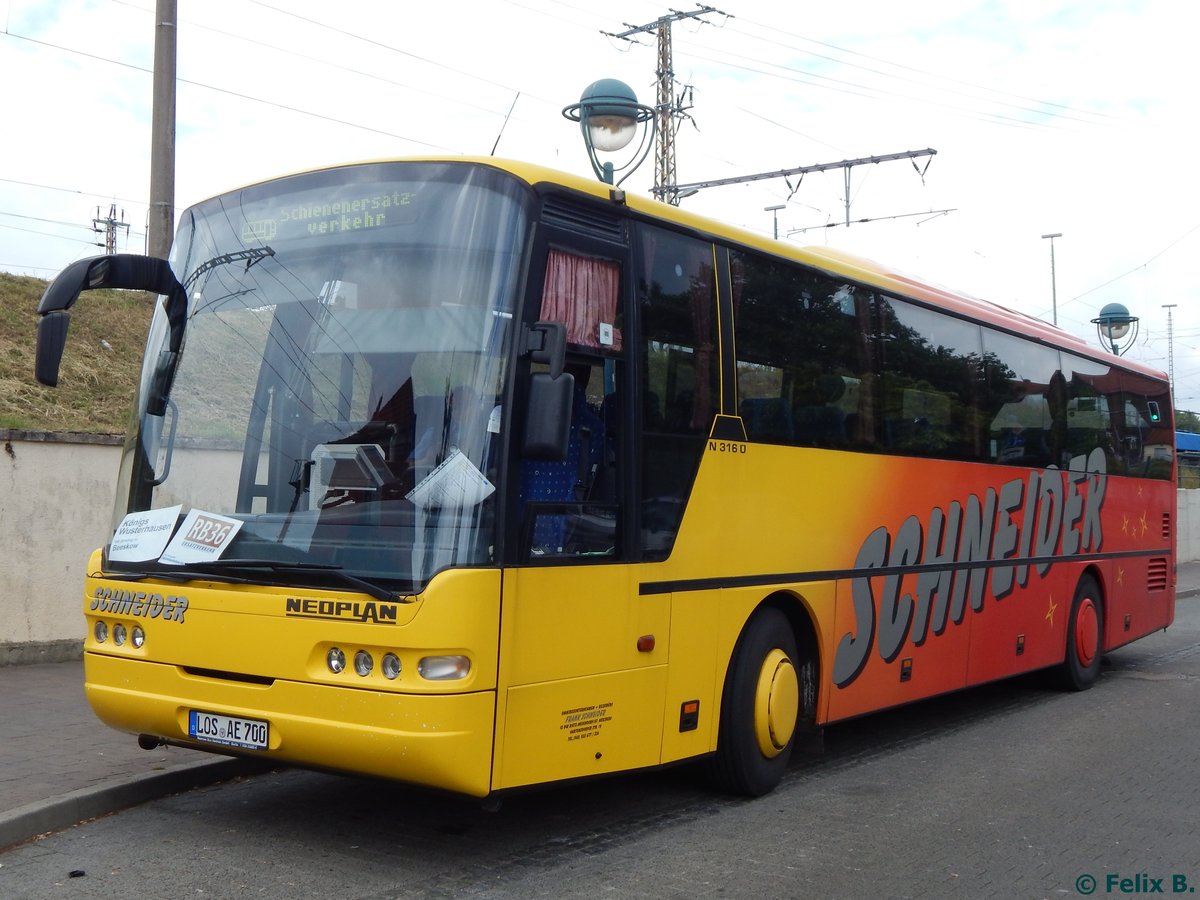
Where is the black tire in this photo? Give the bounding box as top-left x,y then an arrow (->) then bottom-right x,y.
1054,575 -> 1104,691
707,608 -> 800,797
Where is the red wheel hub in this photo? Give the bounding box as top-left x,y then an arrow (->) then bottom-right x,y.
1074,598 -> 1099,667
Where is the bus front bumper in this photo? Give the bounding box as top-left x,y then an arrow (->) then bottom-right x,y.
84,651 -> 496,797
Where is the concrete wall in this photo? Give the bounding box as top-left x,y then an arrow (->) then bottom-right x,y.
3,428 -> 1199,664
1177,488 -> 1200,565
0,430 -> 123,664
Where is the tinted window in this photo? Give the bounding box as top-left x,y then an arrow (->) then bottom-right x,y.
981,328 -> 1061,468
878,297 -> 985,461
730,250 -> 873,450
1062,353 -> 1172,479
638,226 -> 719,559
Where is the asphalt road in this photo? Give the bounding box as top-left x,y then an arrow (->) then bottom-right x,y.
3,601 -> 1198,900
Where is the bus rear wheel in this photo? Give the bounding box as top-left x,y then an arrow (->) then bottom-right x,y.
707,608 -> 800,797
1054,575 -> 1104,691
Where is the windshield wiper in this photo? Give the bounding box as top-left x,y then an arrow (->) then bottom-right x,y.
107,559 -> 411,604
184,246 -> 275,289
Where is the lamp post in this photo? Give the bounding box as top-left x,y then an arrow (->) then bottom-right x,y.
1041,232 -> 1062,327
1092,302 -> 1139,356
563,79 -> 655,187
765,204 -> 785,240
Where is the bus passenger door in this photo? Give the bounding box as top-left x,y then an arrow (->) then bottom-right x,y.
499,355 -> 670,788
495,245 -> 670,790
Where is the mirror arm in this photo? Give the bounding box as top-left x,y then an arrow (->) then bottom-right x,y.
523,321 -> 567,378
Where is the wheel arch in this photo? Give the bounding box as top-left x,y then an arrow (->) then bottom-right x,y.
1079,562 -> 1106,596
1077,563 -> 1107,647
751,590 -> 821,733
1050,564 -> 1107,691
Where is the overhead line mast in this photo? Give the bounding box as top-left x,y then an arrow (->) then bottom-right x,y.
604,5 -> 728,206
602,11 -> 938,227
91,203 -> 130,254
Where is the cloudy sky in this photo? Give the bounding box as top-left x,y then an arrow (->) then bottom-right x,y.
3,0 -> 1199,404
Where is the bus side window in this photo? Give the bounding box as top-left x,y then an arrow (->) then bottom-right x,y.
730,249 -> 866,450
637,226 -> 718,560
981,328 -> 1059,468
878,296 -> 986,462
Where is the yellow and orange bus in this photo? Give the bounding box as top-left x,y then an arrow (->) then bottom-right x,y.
36,158 -> 1175,799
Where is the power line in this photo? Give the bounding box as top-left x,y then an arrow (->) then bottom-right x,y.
0,221 -> 98,245
673,40 -> 1091,135
0,210 -> 94,231
0,263 -> 64,274
2,29 -> 452,151
0,175 -> 145,208
721,15 -> 1123,128
245,0 -> 535,102
787,206 -> 956,234
1035,223 -> 1200,319
108,0 -> 527,122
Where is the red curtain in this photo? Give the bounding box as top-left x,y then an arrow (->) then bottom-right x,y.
540,249 -> 621,350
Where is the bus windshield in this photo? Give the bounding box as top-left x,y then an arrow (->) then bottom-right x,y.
110,162 -> 528,592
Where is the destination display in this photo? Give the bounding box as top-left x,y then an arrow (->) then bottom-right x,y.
235,182 -> 420,246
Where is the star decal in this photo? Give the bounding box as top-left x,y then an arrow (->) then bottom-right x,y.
1117,566 -> 1126,587
1139,512 -> 1149,536
1045,595 -> 1058,627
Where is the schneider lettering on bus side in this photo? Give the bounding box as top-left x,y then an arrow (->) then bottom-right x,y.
834,449 -> 1114,688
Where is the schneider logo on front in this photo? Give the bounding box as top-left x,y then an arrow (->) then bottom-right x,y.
285,597 -> 398,624
91,587 -> 188,622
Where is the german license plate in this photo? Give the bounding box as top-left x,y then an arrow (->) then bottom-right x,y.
188,710 -> 269,751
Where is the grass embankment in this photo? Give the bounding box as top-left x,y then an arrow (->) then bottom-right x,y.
0,272 -> 153,433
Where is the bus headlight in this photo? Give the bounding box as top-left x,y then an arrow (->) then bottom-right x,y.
112,623 -> 128,646
94,621 -> 108,643
354,650 -> 373,677
381,653 -> 401,680
417,655 -> 470,681
326,647 -> 346,674
131,625 -> 146,649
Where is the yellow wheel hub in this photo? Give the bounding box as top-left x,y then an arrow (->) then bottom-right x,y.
753,648 -> 799,758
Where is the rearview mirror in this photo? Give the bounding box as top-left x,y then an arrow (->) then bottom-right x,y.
34,254 -> 185,387
522,371 -> 574,460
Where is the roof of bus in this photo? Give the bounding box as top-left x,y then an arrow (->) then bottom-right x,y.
205,156 -> 1167,383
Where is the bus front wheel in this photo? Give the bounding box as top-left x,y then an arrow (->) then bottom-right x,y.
1054,575 -> 1104,691
707,608 -> 800,796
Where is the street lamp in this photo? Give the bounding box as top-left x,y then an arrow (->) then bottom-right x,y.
765,204 -> 785,240
562,79 -> 655,187
1041,232 -> 1062,327
1092,302 -> 1139,356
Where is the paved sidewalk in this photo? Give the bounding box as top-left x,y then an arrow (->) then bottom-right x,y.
0,660 -> 261,850
3,562 -> 1200,851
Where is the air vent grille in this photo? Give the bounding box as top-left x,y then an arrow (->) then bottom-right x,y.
1147,557 -> 1169,592
1162,512 -> 1172,541
183,666 -> 274,686
541,196 -> 627,241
